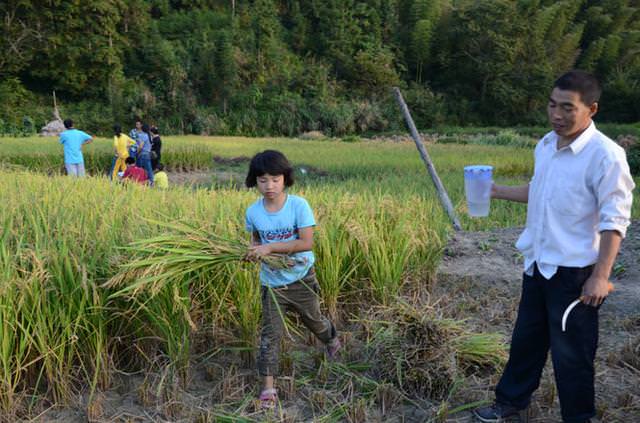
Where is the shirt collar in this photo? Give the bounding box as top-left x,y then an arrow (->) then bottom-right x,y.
544,121 -> 595,154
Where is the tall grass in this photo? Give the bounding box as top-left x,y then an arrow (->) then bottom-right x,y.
0,134 -> 636,419
0,169 -> 450,416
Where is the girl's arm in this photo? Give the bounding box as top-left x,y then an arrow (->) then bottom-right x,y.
251,231 -> 261,246
249,226 -> 313,257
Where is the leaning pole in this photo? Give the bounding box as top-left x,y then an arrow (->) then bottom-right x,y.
393,87 -> 462,232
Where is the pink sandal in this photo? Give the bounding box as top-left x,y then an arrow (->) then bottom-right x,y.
326,336 -> 342,360
259,388 -> 278,410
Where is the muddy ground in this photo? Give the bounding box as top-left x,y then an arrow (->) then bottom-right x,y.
436,223 -> 640,422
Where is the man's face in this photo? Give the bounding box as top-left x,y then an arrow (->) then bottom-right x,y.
547,88 -> 597,140
136,121 -> 142,130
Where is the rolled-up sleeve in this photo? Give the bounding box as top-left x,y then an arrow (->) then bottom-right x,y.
596,152 -> 635,237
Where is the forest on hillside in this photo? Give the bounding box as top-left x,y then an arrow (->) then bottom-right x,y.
1,0 -> 639,135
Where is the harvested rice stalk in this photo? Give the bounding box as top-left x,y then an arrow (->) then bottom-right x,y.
103,218 -> 304,298
365,300 -> 507,400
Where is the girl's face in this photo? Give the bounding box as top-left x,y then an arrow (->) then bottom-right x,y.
256,173 -> 285,200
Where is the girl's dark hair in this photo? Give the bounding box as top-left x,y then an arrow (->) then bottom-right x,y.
554,70 -> 601,106
113,124 -> 122,136
245,150 -> 294,188
150,126 -> 159,135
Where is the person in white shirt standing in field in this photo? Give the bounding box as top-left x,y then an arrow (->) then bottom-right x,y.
473,70 -> 635,423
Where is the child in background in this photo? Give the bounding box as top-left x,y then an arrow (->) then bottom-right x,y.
112,124 -> 136,180
244,150 -> 340,410
122,156 -> 148,185
154,164 -> 169,189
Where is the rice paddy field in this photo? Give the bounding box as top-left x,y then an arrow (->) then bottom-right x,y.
0,134 -> 638,422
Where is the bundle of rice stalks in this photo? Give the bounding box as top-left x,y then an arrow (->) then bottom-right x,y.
103,219 -> 300,298
365,300 -> 506,401
618,336 -> 640,372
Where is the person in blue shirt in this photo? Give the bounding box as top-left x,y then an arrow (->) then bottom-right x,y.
129,119 -> 142,142
128,119 -> 142,160
244,150 -> 341,410
136,124 -> 154,186
58,119 -> 93,177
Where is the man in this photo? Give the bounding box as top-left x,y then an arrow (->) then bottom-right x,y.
128,119 -> 143,161
473,70 -> 634,423
129,119 -> 143,142
59,119 -> 93,177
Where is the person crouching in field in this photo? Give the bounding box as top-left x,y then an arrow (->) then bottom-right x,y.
59,119 -> 93,177
122,156 -> 148,185
244,150 -> 341,410
154,163 -> 169,189
111,125 -> 136,180
473,71 -> 634,423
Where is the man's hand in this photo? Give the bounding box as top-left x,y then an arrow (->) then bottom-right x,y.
580,275 -> 612,307
490,183 -> 499,199
247,244 -> 272,261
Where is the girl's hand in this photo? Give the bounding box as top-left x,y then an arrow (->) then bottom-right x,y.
247,244 -> 272,261
490,183 -> 500,199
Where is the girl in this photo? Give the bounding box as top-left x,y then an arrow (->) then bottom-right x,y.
111,124 -> 135,180
244,150 -> 340,409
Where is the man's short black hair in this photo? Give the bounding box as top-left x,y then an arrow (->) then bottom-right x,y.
125,157 -> 136,165
63,119 -> 73,129
554,70 -> 602,106
245,150 -> 294,188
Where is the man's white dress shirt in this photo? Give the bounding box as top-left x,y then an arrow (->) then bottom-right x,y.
516,121 -> 635,279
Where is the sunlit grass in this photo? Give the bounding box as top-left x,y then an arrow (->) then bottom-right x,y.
0,134 -> 636,419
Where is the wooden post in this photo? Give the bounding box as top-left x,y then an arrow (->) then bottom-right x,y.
53,91 -> 61,121
393,87 -> 462,231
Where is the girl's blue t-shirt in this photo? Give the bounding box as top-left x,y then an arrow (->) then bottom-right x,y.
245,194 -> 315,287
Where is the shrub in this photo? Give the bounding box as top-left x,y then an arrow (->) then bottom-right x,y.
341,135 -> 361,143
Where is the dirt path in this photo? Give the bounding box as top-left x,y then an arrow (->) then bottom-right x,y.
436,222 -> 640,422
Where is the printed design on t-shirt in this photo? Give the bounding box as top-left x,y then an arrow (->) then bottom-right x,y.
259,227 -> 297,242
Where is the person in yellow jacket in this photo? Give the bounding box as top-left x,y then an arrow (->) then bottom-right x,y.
112,124 -> 136,180
154,163 -> 169,189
